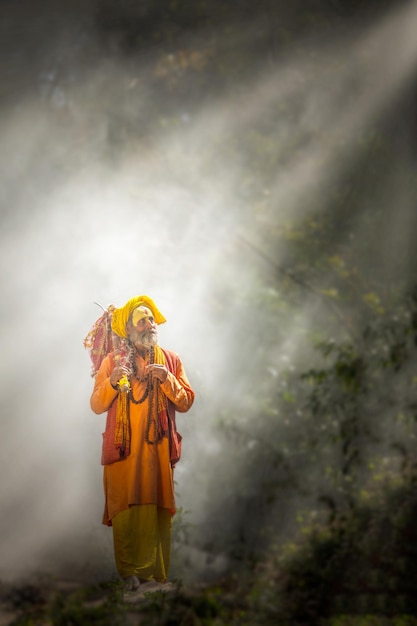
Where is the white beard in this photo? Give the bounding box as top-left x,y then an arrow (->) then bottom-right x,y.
129,327 -> 159,349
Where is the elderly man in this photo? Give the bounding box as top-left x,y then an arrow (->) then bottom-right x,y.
89,295 -> 194,592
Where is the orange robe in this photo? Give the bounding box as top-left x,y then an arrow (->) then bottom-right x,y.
90,350 -> 195,526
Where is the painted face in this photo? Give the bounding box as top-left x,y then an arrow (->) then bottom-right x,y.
131,305 -> 156,329
128,306 -> 158,347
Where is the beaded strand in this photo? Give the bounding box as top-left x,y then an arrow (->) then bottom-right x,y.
128,345 -> 153,404
126,345 -> 162,444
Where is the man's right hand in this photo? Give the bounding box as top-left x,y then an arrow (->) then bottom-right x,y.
110,366 -> 131,388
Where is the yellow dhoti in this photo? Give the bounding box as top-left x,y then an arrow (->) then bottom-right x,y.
112,504 -> 172,582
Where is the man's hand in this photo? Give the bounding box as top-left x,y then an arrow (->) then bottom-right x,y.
110,366 -> 131,388
145,364 -> 168,383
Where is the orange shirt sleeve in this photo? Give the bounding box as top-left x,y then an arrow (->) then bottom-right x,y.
90,355 -> 118,414
160,355 -> 195,413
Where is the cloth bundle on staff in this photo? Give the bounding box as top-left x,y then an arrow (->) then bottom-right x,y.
84,302 -> 133,457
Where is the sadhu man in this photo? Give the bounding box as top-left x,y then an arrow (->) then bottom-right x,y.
87,295 -> 194,592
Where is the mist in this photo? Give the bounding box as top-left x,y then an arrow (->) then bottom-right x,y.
1,0 -> 416,586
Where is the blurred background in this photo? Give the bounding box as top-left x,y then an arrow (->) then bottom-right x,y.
1,0 -> 417,620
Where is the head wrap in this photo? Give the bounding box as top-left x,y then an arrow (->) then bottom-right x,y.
131,305 -> 153,326
111,295 -> 166,338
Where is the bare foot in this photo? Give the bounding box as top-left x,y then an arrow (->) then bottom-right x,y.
123,576 -> 140,591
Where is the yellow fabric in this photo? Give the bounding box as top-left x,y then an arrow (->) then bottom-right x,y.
153,345 -> 165,365
153,346 -> 168,434
111,295 -> 166,338
114,385 -> 130,452
112,504 -> 172,581
131,306 -> 153,327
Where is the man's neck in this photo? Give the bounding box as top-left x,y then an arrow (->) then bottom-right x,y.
134,344 -> 150,359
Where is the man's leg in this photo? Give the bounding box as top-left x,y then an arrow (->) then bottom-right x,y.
154,508 -> 173,583
112,504 -> 172,582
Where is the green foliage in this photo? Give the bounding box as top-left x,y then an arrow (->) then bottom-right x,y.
48,581 -> 125,626
1,579 -> 127,626
248,470 -> 417,624
1,578 -> 252,626
193,284 -> 417,610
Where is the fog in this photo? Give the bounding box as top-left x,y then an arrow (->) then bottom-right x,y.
0,0 -> 416,583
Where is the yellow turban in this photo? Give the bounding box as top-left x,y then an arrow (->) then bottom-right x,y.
111,295 -> 166,338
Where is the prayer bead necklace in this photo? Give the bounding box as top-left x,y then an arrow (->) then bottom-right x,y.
125,345 -> 162,444
129,346 -> 154,405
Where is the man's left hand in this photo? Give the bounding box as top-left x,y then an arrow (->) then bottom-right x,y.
146,364 -> 168,383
